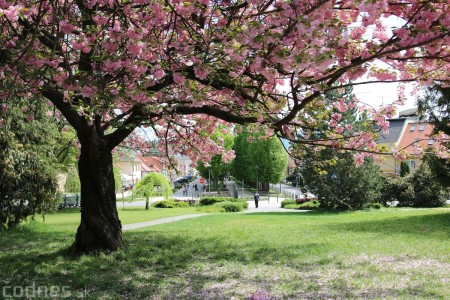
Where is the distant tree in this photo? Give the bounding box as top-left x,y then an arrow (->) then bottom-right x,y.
64,166 -> 81,193
113,160 -> 123,192
418,86 -> 450,188
248,136 -> 288,191
297,86 -> 384,210
422,153 -> 450,189
133,173 -> 172,210
231,131 -> 252,184
408,165 -> 446,207
301,149 -> 384,210
400,161 -> 410,177
419,86 -> 450,137
232,129 -> 288,191
197,128 -> 234,192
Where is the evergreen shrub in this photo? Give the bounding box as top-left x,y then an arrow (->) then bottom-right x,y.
214,201 -> 244,212
199,196 -> 246,206
152,200 -> 190,208
281,200 -> 296,208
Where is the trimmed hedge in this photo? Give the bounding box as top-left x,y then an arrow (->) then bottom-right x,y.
153,200 -> 190,208
199,196 -> 247,207
214,201 -> 244,212
282,199 -> 320,210
299,200 -> 320,209
281,200 -> 296,208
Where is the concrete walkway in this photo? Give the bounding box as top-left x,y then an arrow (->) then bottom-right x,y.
123,202 -> 308,231
123,213 -> 210,230
121,178 -> 309,231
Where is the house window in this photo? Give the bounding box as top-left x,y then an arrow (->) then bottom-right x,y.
419,124 -> 426,131
413,138 -> 419,146
410,125 -> 416,131
428,139 -> 435,145
407,160 -> 416,170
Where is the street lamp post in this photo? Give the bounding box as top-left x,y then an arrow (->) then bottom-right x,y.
256,165 -> 259,192
131,156 -> 135,201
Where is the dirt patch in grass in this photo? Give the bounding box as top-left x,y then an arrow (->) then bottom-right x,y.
149,255 -> 450,299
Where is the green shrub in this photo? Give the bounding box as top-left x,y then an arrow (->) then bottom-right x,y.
301,149 -> 385,210
199,196 -> 245,206
153,200 -> 192,208
173,201 -> 190,208
153,200 -> 173,208
367,202 -> 383,209
283,200 -> 321,210
299,200 -> 320,210
408,168 -> 446,207
382,176 -> 415,206
284,204 -> 301,209
281,200 -> 296,208
383,167 -> 446,208
214,201 -> 244,212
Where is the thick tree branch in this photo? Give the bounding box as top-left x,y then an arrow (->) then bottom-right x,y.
173,105 -> 258,124
40,86 -> 83,130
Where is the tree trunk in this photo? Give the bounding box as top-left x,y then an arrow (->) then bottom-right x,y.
214,175 -> 219,194
75,134 -> 123,253
145,197 -> 149,210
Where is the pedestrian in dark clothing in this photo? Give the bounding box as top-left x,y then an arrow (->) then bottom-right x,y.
254,192 -> 260,208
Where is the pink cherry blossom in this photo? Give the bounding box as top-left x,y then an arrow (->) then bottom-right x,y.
194,67 -> 209,80
173,73 -> 186,85
3,6 -> 21,22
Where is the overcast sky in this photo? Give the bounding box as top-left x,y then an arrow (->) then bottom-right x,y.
353,81 -> 418,116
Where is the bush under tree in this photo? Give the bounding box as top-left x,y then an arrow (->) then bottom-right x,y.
382,164 -> 446,208
301,149 -> 385,210
0,132 -> 58,228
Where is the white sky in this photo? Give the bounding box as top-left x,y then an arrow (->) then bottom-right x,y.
351,15 -> 419,116
353,82 -> 418,116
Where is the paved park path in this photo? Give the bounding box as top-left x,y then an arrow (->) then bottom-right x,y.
123,200 -> 309,231
122,213 -> 210,230
121,177 -> 309,231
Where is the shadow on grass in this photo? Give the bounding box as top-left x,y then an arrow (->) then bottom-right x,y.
331,212 -> 450,236
46,208 -> 81,215
0,223 -> 329,298
1,210 -> 449,299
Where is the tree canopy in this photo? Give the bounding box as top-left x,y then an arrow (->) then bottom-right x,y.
1,1 -> 450,157
2,0 -> 450,251
133,172 -> 172,209
232,129 -> 288,190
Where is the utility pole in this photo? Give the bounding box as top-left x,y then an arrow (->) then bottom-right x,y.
256,165 -> 259,192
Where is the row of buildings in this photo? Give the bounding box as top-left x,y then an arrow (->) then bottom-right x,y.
117,154 -> 195,187
376,108 -> 437,175
117,109 -> 439,188
284,108 -> 439,178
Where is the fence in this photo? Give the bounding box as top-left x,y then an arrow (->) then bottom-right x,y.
58,194 -> 81,209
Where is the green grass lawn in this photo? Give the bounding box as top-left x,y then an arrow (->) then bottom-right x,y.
33,206 -> 204,231
0,208 -> 449,299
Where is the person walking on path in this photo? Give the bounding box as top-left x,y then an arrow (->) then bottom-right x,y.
254,192 -> 260,208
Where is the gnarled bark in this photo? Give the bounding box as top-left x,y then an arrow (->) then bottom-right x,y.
75,133 -> 123,252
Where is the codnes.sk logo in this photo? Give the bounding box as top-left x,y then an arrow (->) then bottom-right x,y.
2,280 -> 91,298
